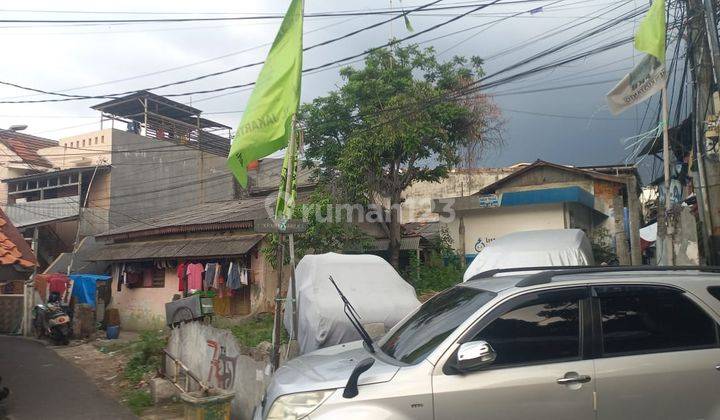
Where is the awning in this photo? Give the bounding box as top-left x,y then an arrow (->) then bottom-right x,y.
91,234 -> 265,261
365,236 -> 422,252
3,196 -> 79,228
501,186 -> 595,209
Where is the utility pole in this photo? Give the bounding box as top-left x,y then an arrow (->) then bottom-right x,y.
626,177 -> 643,265
661,86 -> 675,266
686,0 -> 719,263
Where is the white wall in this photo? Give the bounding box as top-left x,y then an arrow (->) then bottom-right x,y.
167,323 -> 271,420
449,203 -> 567,256
44,128 -> 113,168
110,267 -> 179,330
401,168 -> 515,223
0,143 -> 35,205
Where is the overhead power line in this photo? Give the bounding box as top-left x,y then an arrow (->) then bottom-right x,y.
12,0 -> 650,142
0,0 -> 506,104
0,16 -> 359,101
0,1 -> 558,24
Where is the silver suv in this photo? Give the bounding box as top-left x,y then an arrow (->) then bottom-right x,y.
255,267 -> 720,420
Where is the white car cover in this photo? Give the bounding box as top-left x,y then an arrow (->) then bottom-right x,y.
463,229 -> 595,281
283,253 -> 421,355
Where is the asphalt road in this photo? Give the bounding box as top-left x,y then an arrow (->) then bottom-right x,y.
0,336 -> 136,420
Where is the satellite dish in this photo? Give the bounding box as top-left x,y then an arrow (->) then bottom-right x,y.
9,125 -> 28,132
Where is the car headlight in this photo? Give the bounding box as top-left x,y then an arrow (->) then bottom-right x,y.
266,390 -> 333,420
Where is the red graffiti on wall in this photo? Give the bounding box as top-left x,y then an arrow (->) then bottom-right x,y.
207,340 -> 238,389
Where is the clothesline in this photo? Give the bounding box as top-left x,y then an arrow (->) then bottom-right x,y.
178,259 -> 251,295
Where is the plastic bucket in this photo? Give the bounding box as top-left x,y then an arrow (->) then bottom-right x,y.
106,325 -> 120,339
180,389 -> 235,420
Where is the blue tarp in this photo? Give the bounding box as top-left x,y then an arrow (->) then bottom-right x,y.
70,274 -> 110,309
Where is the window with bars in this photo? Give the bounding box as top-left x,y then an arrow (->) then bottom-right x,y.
151,269 -> 165,288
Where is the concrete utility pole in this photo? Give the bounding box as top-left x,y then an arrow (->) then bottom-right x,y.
687,0 -> 720,263
626,178 -> 643,265
613,195 -> 631,265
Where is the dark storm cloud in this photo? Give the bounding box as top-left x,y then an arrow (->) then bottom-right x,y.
0,0 -> 655,174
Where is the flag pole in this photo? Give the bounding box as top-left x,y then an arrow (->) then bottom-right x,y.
661,84 -> 675,265
284,117 -> 299,343
288,145 -> 300,344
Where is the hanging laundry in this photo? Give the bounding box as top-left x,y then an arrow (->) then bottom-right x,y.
186,263 -> 204,291
204,263 -> 217,289
216,273 -> 227,298
112,264 -> 121,288
240,268 -> 248,286
212,262 -> 222,289
177,262 -> 187,291
226,262 -> 241,290
47,273 -> 70,295
118,263 -> 127,292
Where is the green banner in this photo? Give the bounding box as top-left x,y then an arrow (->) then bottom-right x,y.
635,0 -> 665,61
275,131 -> 299,219
227,0 -> 304,187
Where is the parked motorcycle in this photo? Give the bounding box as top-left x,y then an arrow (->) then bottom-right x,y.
32,301 -> 71,345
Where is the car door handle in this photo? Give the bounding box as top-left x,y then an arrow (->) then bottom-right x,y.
556,375 -> 591,385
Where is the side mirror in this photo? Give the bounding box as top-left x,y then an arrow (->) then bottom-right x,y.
343,358 -> 375,399
456,341 -> 496,372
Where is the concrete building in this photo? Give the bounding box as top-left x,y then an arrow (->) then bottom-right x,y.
433,160 -> 641,264
400,167 -> 516,223
90,198 -> 278,330
0,130 -> 58,199
245,157 -> 315,197
1,92 -> 237,271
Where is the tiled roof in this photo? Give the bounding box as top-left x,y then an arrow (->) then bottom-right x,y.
0,130 -> 57,169
0,207 -> 36,268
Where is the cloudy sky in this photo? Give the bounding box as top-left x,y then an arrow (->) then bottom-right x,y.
0,0 -> 669,179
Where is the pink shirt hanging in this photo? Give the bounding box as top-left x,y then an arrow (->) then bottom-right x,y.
186,263 -> 204,291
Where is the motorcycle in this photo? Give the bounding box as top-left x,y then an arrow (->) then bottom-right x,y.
32,301 -> 71,345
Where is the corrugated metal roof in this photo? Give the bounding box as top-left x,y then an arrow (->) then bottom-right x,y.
45,236 -> 109,275
4,196 -> 79,228
400,236 -> 422,250
92,234 -> 265,261
403,221 -> 440,239
2,165 -> 110,183
366,236 -> 421,251
98,198 -> 269,238
474,160 -> 628,195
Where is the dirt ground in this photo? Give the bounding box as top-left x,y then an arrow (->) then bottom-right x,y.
53,339 -> 184,419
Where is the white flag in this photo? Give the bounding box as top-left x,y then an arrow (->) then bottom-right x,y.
606,55 -> 667,115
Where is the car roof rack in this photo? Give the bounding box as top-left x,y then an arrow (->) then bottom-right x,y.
514,265 -> 720,288
467,266 -> 594,282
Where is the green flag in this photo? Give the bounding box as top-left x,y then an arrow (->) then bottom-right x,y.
227,0 -> 303,187
635,0 -> 666,61
275,133 -> 299,219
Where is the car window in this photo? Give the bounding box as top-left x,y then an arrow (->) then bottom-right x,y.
709,286 -> 720,302
472,290 -> 581,367
596,285 -> 718,356
379,286 -> 496,365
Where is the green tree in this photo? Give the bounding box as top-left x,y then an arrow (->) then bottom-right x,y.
301,44 -> 503,268
262,185 -> 374,267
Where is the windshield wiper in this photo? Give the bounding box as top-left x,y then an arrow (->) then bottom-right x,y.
328,275 -> 375,353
